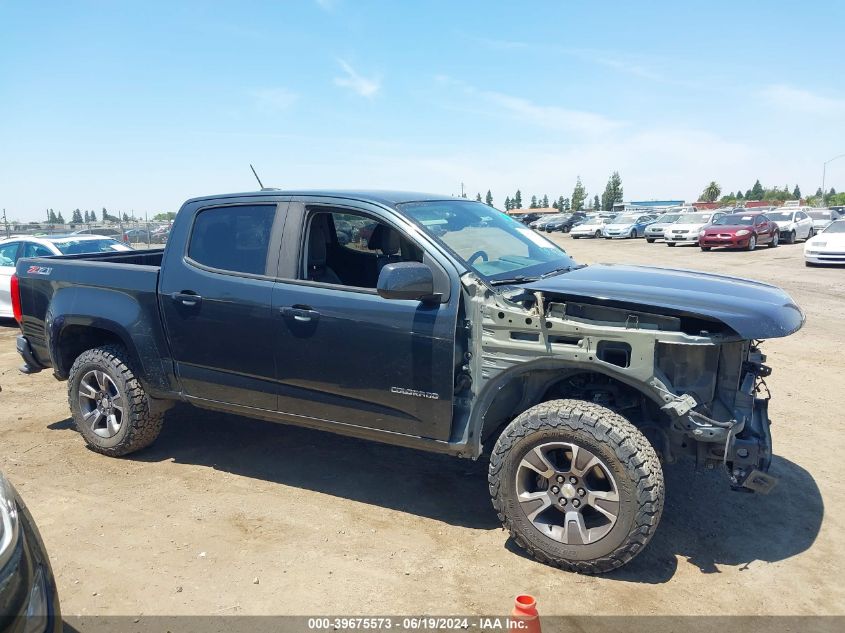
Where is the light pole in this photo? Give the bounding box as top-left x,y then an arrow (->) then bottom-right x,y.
821,153 -> 845,207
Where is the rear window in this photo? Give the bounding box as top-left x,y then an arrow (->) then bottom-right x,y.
52,239 -> 126,254
188,204 -> 276,275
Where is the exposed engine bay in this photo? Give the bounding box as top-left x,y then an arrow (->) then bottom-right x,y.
459,274 -> 782,494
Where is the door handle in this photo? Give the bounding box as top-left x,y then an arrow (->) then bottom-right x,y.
171,292 -> 202,307
281,305 -> 320,323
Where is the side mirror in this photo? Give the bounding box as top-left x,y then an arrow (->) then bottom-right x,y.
377,262 -> 437,302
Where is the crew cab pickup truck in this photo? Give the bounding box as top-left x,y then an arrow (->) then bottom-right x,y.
11,190 -> 804,573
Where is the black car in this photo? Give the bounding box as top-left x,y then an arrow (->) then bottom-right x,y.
517,212 -> 542,225
0,470 -> 61,632
545,212 -> 587,232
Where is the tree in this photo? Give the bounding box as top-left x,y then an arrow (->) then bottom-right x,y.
485,190 -> 493,207
122,212 -> 131,222
745,189 -> 752,199
750,180 -> 764,200
562,197 -> 571,211
557,195 -> 565,210
541,194 -> 549,208
700,181 -> 721,203
552,200 -> 559,210
736,190 -> 744,200
514,190 -> 522,209
529,195 -> 538,209
793,185 -> 801,199
601,171 -> 624,211
56,212 -> 65,224
571,176 -> 586,211
504,196 -> 512,210
102,207 -> 108,222
47,209 -> 58,224
71,209 -> 83,223
593,194 -> 600,210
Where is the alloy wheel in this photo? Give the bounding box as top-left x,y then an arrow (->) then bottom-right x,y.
78,370 -> 124,438
515,442 -> 619,545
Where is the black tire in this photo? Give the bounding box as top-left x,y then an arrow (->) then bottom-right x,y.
594,230 -> 602,238
488,399 -> 663,574
746,234 -> 757,251
787,230 -> 796,244
768,231 -> 779,248
68,345 -> 164,456
806,227 -> 814,240
666,242 -> 676,247
700,246 -> 711,251
646,238 -> 655,243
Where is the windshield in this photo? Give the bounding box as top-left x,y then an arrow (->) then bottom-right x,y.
822,221 -> 845,234
713,214 -> 756,226
766,211 -> 794,222
679,213 -> 713,223
400,200 -> 576,282
656,214 -> 681,223
808,211 -> 831,220
52,239 -> 128,254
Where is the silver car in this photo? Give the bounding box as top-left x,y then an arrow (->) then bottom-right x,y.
644,212 -> 684,243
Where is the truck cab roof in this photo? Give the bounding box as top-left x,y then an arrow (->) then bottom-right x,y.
184,190 -> 457,208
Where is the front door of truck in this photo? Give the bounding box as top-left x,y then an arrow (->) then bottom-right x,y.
270,200 -> 458,440
159,199 -> 287,410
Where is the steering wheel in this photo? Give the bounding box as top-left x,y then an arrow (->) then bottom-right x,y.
467,250 -> 489,265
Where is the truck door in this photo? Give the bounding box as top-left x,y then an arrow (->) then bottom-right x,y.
270,200 -> 458,441
159,199 -> 287,410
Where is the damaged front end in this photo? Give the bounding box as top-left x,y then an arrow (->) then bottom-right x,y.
461,266 -> 804,494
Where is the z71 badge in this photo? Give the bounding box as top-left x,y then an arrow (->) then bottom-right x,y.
27,266 -> 52,275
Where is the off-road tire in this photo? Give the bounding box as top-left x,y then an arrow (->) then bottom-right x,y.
488,399 -> 663,574
68,345 -> 164,456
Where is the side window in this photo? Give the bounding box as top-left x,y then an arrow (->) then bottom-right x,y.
0,242 -> 20,266
301,210 -> 422,289
756,215 -> 766,225
188,204 -> 276,275
22,243 -> 53,258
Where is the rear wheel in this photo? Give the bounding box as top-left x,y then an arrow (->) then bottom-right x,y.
489,400 -> 663,574
594,230 -> 602,238
68,345 -> 164,456
806,227 -> 815,240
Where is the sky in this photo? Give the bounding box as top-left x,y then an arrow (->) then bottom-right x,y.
1,0 -> 844,221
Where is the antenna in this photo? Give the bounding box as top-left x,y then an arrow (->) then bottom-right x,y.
250,164 -> 265,190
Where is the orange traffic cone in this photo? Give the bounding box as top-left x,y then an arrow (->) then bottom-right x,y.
510,594 -> 541,633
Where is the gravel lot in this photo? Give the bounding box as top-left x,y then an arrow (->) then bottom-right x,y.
0,235 -> 843,617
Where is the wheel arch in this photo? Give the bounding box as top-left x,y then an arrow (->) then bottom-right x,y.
468,358 -> 667,457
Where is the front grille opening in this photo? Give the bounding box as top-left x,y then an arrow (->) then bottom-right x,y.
596,341 -> 631,368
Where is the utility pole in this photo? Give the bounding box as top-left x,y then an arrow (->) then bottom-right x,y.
460,182 -> 465,198
821,154 -> 845,207
1,209 -> 10,239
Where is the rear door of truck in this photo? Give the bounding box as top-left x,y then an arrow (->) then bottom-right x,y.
158,196 -> 288,410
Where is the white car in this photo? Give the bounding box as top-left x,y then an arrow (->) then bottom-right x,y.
807,209 -> 842,232
569,216 -> 614,238
664,212 -> 726,246
765,209 -> 815,243
0,235 -> 131,318
804,220 -> 845,266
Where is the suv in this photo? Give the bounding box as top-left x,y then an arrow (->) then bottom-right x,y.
11,191 -> 803,573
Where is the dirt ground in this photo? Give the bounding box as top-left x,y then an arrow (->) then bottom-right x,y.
1,235 -> 843,617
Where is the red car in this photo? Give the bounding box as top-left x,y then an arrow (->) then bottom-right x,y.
698,212 -> 780,251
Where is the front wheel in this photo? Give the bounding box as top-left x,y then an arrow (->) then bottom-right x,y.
488,400 -> 664,574
666,242 -> 676,247
68,345 -> 164,456
768,231 -> 779,248
646,238 -> 655,243
700,246 -> 711,251
787,230 -> 796,244
747,234 -> 757,251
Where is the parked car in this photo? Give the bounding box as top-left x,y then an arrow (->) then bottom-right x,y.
150,226 -> 171,244
699,212 -> 780,251
764,209 -> 815,243
807,209 -> 842,233
601,214 -> 657,239
0,235 -> 132,318
664,211 -> 726,246
569,216 -> 615,239
644,213 -> 684,243
0,469 -> 62,632
12,190 -> 803,574
545,212 -> 587,233
122,228 -> 154,244
804,219 -> 845,266
516,212 -> 542,225
531,214 -> 566,230
72,227 -> 122,237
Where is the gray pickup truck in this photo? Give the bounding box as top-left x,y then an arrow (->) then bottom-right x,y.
11,190 -> 803,573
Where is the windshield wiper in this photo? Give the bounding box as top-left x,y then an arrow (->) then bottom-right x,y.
489,275 -> 540,286
539,265 -> 577,279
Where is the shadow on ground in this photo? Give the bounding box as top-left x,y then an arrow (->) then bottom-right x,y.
49,407 -> 823,583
